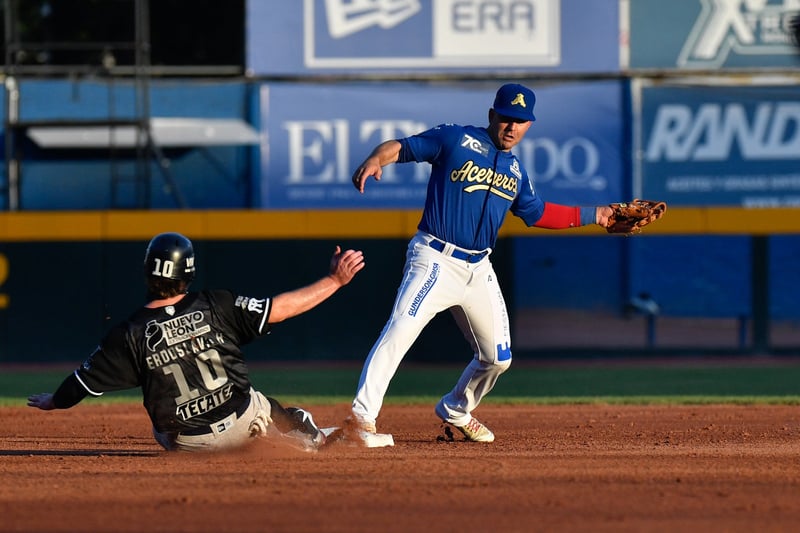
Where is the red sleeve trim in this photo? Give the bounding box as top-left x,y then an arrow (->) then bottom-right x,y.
533,202 -> 581,229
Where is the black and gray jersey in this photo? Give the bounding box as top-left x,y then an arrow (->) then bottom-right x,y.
74,289 -> 272,433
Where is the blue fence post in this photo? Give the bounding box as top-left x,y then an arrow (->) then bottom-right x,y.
646,314 -> 656,348
738,315 -> 749,350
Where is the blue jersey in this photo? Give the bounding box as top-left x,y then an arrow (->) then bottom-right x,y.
398,123 -> 545,250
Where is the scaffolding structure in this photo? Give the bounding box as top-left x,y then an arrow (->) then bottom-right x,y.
2,0 -> 184,209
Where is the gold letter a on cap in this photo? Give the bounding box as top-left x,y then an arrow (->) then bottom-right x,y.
511,93 -> 526,107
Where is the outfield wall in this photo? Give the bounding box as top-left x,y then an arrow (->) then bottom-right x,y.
2,209 -> 800,363
4,0 -> 800,360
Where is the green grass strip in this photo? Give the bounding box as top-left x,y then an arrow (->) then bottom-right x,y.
3,364 -> 800,406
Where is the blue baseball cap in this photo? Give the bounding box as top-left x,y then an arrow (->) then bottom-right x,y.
492,83 -> 536,122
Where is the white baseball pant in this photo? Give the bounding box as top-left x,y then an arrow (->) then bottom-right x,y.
352,231 -> 512,427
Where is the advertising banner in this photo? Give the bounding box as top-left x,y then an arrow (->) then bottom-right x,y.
247,0 -> 619,75
258,81 -> 625,209
637,83 -> 800,206
628,0 -> 800,70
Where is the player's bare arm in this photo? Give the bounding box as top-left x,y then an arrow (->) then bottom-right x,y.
269,246 -> 365,323
352,140 -> 402,193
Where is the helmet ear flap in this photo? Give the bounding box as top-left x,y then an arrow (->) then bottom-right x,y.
144,232 -> 196,283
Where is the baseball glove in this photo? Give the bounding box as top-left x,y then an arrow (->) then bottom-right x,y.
605,199 -> 667,235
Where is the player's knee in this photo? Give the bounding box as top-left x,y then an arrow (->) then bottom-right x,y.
492,343 -> 512,372
477,344 -> 512,371
478,356 -> 510,373
495,357 -> 511,373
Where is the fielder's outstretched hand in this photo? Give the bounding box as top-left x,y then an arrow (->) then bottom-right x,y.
351,157 -> 382,193
28,392 -> 56,410
351,140 -> 402,193
329,246 -> 365,286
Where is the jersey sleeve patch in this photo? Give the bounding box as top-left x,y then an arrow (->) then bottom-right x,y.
234,294 -> 272,335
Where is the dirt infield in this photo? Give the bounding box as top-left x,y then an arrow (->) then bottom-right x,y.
2,403 -> 799,533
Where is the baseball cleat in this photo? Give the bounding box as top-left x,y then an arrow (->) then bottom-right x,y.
448,417 -> 495,443
345,413 -> 377,434
319,426 -> 394,448
284,407 -> 326,451
330,415 -> 395,448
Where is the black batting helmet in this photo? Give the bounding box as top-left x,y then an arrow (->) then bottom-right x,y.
144,232 -> 196,283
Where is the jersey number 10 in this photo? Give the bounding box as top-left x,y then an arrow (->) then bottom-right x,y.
162,349 -> 229,404
151,258 -> 177,279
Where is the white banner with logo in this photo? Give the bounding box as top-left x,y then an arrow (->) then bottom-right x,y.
256,81 -> 625,209
636,81 -> 800,206
628,0 -> 800,70
247,0 -> 619,74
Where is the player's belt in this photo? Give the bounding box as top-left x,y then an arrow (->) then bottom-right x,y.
428,239 -> 488,264
179,396 -> 251,436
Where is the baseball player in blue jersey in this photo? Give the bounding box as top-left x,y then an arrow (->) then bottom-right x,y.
347,83 -> 616,444
28,232 -> 365,452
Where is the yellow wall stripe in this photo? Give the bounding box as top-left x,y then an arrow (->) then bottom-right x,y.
0,210 -> 423,241
0,207 -> 799,241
